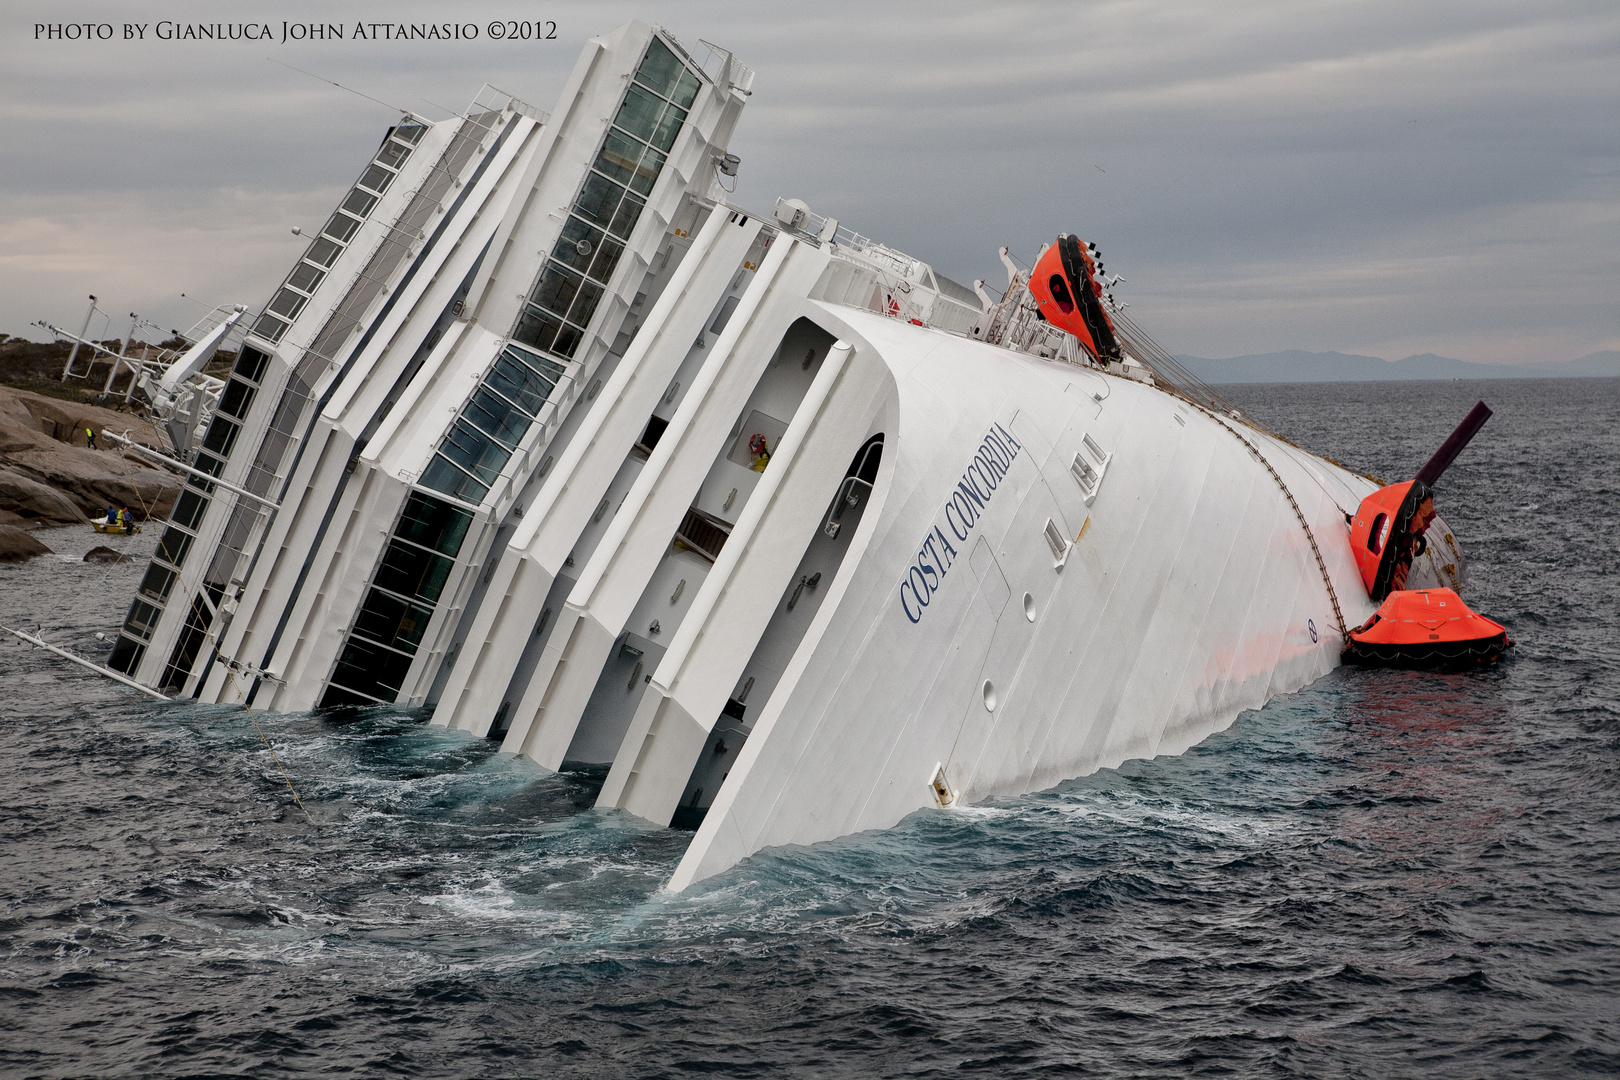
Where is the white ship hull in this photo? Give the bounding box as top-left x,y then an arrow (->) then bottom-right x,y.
93,20 -> 1467,891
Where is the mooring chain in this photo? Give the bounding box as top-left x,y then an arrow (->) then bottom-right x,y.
1198,407 -> 1350,642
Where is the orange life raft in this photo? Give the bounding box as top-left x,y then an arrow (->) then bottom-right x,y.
1029,235 -> 1123,364
1344,587 -> 1510,668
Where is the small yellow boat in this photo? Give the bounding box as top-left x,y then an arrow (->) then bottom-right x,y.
92,520 -> 141,535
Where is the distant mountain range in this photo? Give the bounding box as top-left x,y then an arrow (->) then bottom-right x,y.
1174,350 -> 1620,384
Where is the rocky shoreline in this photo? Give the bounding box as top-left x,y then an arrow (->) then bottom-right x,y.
0,383 -> 181,561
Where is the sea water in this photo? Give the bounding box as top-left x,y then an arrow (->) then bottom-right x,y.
2,378 -> 1616,1078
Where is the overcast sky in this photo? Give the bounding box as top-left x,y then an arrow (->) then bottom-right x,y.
1,0 -> 1614,364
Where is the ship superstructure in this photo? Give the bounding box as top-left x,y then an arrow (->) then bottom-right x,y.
98,21 -> 1468,891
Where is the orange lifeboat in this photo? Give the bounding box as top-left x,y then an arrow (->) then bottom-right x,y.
1029,235 -> 1123,363
1344,587 -> 1510,667
1347,478 -> 1435,602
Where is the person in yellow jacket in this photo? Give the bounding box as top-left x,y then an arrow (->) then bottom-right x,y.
86,427 -> 98,450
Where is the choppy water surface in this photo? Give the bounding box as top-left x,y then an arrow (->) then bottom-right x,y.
2,378 -> 1616,1078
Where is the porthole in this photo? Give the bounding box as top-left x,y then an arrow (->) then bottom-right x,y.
982,679 -> 997,712
1023,592 -> 1036,622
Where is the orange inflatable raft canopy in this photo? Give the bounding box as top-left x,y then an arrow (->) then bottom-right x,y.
1029,235 -> 1123,363
1343,587 -> 1509,668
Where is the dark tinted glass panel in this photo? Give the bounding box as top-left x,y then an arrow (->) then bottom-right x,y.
218,379 -> 255,420
554,218 -> 606,276
511,307 -> 562,353
589,237 -> 625,284
553,323 -> 583,360
649,103 -> 687,153
504,343 -> 564,380
322,212 -> 361,243
568,278 -> 605,327
201,418 -> 239,457
351,589 -> 435,652
464,387 -> 532,449
485,353 -> 559,415
420,455 -> 490,505
329,637 -> 414,701
251,313 -> 288,343
306,237 -> 342,267
573,174 -> 626,231
634,37 -> 685,99
594,129 -> 644,187
267,288 -> 307,320
672,68 -> 701,110
107,635 -> 145,674
439,419 -> 511,484
375,140 -> 410,168
193,454 -> 224,477
530,261 -> 584,316
288,262 -> 325,293
610,193 -> 646,240
374,538 -> 455,604
139,563 -> 177,601
341,188 -> 378,217
396,492 -> 473,556
614,84 -> 664,143
234,345 -> 270,383
319,683 -> 378,707
156,527 -> 193,567
171,489 -> 208,530
394,122 -> 426,145
629,150 -> 664,196
125,599 -> 163,641
359,163 -> 394,193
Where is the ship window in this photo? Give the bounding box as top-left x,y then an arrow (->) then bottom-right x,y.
393,120 -> 427,145
594,129 -> 646,188
552,322 -> 584,359
171,490 -> 208,530
608,192 -> 645,240
267,288 -> 307,321
329,636 -> 415,700
138,564 -> 177,602
629,150 -> 665,196
305,237 -> 343,267
614,84 -> 665,145
106,636 -> 145,675
530,261 -> 584,317
438,419 -> 512,485
251,313 -> 288,343
352,589 -> 435,652
649,103 -> 687,153
589,237 -> 625,284
486,351 -> 562,414
634,36 -> 686,100
287,262 -> 326,294
709,295 -> 742,336
554,219 -> 605,276
321,212 -> 361,244
574,174 -> 627,232
341,188 -> 378,218
374,538 -> 455,605
192,453 -> 224,479
420,455 -> 490,505
395,492 -> 473,556
375,140 -> 410,169
674,507 -> 729,562
156,527 -> 193,568
124,600 -> 163,642
512,307 -> 563,353
568,278 -> 605,327
463,387 -> 532,449
218,379 -> 255,420
201,418 -> 240,458
637,414 -> 669,454
672,69 -> 700,110
358,163 -> 394,194
234,345 -> 270,383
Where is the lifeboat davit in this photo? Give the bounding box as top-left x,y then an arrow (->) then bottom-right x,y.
1346,400 -> 1493,603
1344,587 -> 1510,668
1029,234 -> 1123,363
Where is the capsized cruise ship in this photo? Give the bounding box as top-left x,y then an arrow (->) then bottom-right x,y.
97,21 -> 1467,890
